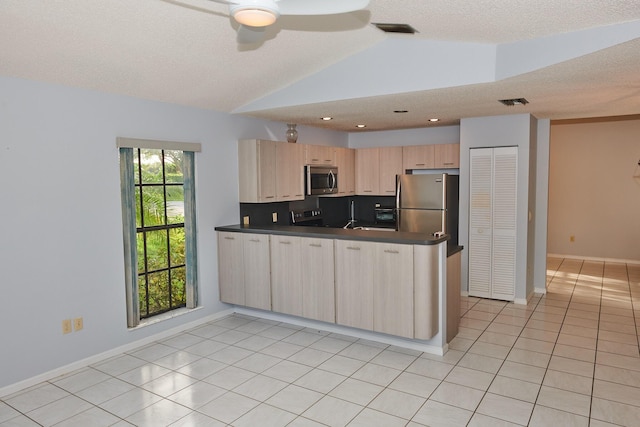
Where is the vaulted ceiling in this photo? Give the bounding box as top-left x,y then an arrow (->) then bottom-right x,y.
1,0 -> 639,131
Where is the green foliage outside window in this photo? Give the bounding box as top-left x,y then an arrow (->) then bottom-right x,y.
134,149 -> 187,318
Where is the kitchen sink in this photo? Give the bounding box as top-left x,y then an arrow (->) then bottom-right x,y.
352,226 -> 396,232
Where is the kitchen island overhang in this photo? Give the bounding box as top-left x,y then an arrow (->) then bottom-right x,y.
215,224 -> 458,355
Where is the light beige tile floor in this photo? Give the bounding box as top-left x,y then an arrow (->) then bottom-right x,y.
1,257 -> 639,426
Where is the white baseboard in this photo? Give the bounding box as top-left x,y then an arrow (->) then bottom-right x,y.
234,307 -> 447,356
0,308 -> 234,398
548,253 -> 640,265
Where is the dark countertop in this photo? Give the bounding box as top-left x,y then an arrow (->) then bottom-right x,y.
215,223 -> 452,247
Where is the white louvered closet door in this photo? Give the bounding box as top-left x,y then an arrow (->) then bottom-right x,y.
468,147 -> 518,300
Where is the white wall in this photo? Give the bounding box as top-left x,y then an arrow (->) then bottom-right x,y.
349,125 -> 460,148
0,76 -> 347,390
548,118 -> 640,261
459,114 -> 541,302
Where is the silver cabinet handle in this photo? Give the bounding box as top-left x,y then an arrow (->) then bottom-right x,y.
346,246 -> 360,250
309,243 -> 322,247
249,238 -> 260,242
224,236 -> 235,240
443,162 -> 454,165
279,241 -> 291,245
415,163 -> 425,166
384,249 -> 399,254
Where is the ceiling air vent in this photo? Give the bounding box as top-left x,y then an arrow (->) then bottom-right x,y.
372,23 -> 418,34
499,98 -> 529,106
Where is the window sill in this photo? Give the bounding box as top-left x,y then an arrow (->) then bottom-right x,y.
130,306 -> 202,330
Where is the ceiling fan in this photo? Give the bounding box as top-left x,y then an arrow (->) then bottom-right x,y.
206,0 -> 371,44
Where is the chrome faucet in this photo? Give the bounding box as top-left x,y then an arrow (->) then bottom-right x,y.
343,200 -> 356,229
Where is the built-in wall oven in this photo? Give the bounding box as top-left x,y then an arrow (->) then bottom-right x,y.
374,205 -> 397,226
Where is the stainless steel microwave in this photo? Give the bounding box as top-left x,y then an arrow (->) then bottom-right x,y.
306,165 -> 338,195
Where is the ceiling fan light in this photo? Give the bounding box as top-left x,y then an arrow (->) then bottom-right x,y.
233,8 -> 278,27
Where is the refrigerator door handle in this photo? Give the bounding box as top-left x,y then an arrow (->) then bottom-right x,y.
395,175 -> 401,209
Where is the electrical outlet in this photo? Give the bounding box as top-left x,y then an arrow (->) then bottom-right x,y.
570,235 -> 575,242
73,317 -> 83,332
272,212 -> 278,223
243,215 -> 250,226
62,319 -> 72,334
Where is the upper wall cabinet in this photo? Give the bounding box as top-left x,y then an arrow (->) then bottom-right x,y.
335,147 -> 356,196
403,145 -> 435,170
403,143 -> 460,170
434,144 -> 460,169
305,144 -> 336,166
238,139 -> 304,203
355,146 -> 402,196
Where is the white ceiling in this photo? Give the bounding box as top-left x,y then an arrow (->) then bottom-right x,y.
1,0 -> 639,131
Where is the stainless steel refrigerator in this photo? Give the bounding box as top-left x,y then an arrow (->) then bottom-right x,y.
396,173 -> 459,243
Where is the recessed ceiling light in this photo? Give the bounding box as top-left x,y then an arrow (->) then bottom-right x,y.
429,118 -> 439,122
394,110 -> 408,113
356,124 -> 366,128
321,116 -> 333,121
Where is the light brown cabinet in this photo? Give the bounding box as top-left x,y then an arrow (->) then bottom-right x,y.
403,145 -> 435,170
435,144 -> 460,168
355,147 -> 380,195
403,144 -> 460,170
271,235 -> 336,322
335,147 -> 355,196
335,239 -> 375,330
379,146 -> 403,195
238,139 -> 304,203
305,144 -> 336,166
276,142 -> 305,201
300,238 -> 335,323
217,231 -> 271,310
336,239 -> 414,338
217,230 -> 445,341
373,242 -> 414,338
270,235 -> 302,316
355,146 -> 402,196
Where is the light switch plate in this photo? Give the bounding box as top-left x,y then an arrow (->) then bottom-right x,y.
272,212 -> 277,222
243,216 -> 250,225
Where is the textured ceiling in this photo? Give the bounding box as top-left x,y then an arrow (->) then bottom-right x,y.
1,0 -> 639,132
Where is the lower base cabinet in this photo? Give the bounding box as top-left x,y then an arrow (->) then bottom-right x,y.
335,240 -> 375,330
300,238 -> 335,323
217,231 -> 444,342
217,231 -> 271,311
335,240 -> 414,338
271,235 -> 336,322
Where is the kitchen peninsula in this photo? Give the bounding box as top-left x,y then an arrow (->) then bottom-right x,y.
215,224 -> 462,355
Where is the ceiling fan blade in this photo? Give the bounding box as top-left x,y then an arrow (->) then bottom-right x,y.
237,24 -> 267,44
277,0 -> 369,15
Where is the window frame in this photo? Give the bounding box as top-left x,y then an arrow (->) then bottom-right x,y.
118,137 -> 201,328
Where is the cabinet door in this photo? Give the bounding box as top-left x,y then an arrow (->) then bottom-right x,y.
379,146 -> 403,195
242,233 -> 271,310
403,145 -> 435,170
270,235 -> 302,316
336,147 -> 355,196
373,243 -> 414,338
217,232 -> 245,305
301,238 -> 335,323
335,239 -> 375,330
305,145 -> 336,166
355,147 -> 380,195
276,142 -> 305,201
434,144 -> 460,168
238,139 -> 277,203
